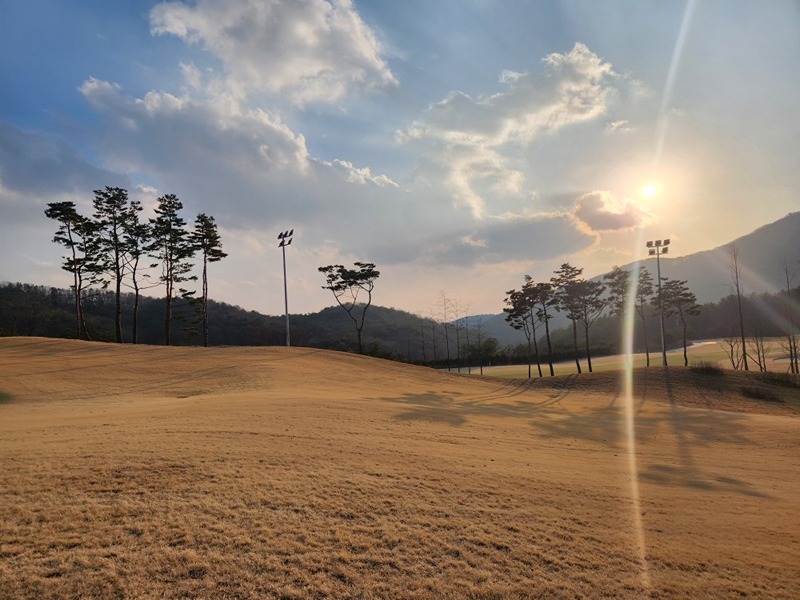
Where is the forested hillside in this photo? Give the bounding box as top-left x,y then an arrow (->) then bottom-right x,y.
2,281 -> 797,373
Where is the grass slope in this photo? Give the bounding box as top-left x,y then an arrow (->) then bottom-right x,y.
0,338 -> 798,598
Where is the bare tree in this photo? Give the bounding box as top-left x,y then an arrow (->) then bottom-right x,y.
729,244 -> 750,371
720,335 -> 743,370
783,261 -> 798,374
438,291 -> 452,370
319,262 -> 380,354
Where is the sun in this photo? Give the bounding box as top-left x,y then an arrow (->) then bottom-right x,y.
642,183 -> 657,198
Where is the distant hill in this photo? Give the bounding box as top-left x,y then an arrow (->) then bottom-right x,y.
617,211 -> 800,305
480,212 -> 800,346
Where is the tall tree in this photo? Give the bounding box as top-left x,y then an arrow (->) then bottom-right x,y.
572,279 -> 607,373
504,277 -> 542,378
604,266 -> 630,320
149,194 -> 196,346
783,261 -> 798,374
634,267 -> 655,366
44,201 -> 98,340
92,186 -> 132,343
191,213 -> 227,347
319,262 -> 380,354
551,263 -> 585,374
660,278 -> 701,366
122,199 -> 154,344
532,281 -> 557,376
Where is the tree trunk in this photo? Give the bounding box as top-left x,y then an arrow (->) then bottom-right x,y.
543,311 -> 555,376
202,259 -> 209,347
571,319 -> 582,374
639,309 -> 650,367
583,321 -> 593,373
114,267 -> 123,343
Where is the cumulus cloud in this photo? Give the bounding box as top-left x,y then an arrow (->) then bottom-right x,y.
317,159 -> 399,188
149,0 -> 396,106
400,43 -> 634,219
571,190 -> 649,233
80,79 -> 312,212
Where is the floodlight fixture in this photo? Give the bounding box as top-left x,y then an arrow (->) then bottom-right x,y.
645,237 -> 673,367
277,229 -> 294,347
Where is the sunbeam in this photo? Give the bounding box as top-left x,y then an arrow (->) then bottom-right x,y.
621,226 -> 652,590
653,0 -> 698,166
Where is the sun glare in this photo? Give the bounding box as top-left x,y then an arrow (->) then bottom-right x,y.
642,183 -> 657,197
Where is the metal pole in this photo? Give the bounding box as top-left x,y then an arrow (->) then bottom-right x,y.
656,249 -> 667,366
282,242 -> 290,347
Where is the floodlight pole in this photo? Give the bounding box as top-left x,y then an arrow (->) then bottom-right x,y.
278,230 -> 294,347
647,239 -> 671,367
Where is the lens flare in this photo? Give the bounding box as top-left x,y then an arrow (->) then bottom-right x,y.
621,226 -> 652,591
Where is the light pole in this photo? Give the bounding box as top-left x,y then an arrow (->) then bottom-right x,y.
278,229 -> 293,347
647,238 -> 670,366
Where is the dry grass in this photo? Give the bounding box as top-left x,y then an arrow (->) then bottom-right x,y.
0,337 -> 798,598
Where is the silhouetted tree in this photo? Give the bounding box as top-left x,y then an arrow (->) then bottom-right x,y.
634,267 -> 655,366
504,277 -> 542,378
44,201 -> 98,340
122,199 -> 154,344
604,266 -> 630,320
192,213 -> 227,347
571,279 -> 607,373
660,278 -> 701,366
92,186 -> 133,342
319,262 -> 380,354
552,263 -> 585,374
532,281 -> 557,376
149,194 -> 196,345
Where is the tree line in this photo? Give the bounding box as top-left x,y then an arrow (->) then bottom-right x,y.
44,187 -> 226,346
501,247 -> 799,376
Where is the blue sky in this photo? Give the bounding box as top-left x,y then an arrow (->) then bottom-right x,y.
1,0 -> 799,316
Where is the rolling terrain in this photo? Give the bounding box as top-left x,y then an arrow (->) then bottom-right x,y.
1,338 -> 798,598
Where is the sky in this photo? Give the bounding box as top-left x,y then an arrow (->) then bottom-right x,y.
1,0 -> 799,317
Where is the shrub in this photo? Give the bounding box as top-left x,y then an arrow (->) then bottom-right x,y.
756,372 -> 800,389
740,386 -> 782,402
689,361 -> 725,376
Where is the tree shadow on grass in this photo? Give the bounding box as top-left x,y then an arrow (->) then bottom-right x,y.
378,390 -> 568,427
376,385 -> 768,498
638,463 -> 772,498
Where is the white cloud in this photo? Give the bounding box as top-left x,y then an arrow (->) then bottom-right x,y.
571,190 -> 650,233
149,0 -> 396,106
318,159 -> 398,188
400,43 -> 635,219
